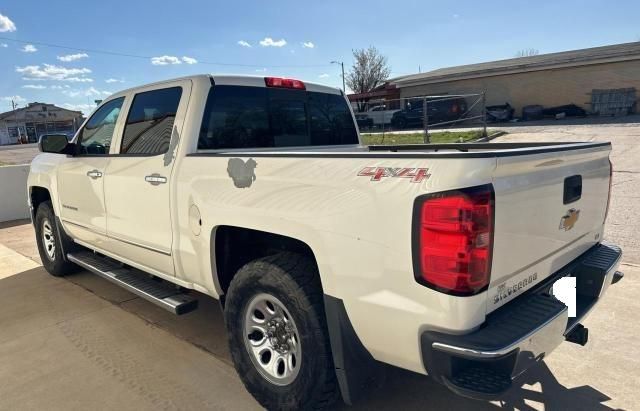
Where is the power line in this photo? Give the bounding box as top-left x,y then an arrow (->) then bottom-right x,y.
0,36 -> 334,69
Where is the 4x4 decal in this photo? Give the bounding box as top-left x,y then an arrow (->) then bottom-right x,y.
357,167 -> 431,183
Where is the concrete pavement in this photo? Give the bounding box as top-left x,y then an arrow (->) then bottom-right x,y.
0,223 -> 637,410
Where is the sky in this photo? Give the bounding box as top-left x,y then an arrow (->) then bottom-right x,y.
1,0 -> 639,114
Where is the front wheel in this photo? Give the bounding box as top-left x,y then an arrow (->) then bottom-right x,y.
35,201 -> 78,276
224,252 -> 339,410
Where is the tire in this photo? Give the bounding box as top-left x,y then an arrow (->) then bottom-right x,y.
34,201 -> 78,276
224,252 -> 339,410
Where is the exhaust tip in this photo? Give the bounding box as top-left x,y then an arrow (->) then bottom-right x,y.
566,323 -> 589,346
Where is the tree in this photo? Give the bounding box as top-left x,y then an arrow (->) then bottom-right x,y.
515,48 -> 539,57
345,46 -> 391,111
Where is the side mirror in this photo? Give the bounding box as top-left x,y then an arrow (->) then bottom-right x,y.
39,134 -> 71,154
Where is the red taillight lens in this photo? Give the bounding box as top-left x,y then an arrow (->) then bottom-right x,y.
414,185 -> 494,295
604,158 -> 613,223
264,77 -> 306,90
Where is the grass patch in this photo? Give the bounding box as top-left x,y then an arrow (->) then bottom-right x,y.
361,130 -> 485,145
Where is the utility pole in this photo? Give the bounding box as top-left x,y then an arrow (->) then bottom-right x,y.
11,99 -> 21,144
331,60 -> 346,92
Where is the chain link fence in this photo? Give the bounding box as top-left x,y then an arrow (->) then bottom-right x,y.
351,92 -> 488,143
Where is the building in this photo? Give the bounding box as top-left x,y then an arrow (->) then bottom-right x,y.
0,103 -> 84,145
391,42 -> 640,117
347,82 -> 401,111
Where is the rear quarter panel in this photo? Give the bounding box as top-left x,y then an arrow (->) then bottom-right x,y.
174,153 -> 496,373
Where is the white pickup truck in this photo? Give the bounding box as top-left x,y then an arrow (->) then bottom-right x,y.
363,105 -> 400,125
28,74 -> 623,410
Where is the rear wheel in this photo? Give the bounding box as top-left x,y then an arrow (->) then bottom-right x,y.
394,116 -> 407,129
35,201 -> 78,276
224,252 -> 339,410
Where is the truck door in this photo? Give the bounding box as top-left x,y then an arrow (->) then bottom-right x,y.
56,97 -> 125,245
103,80 -> 191,276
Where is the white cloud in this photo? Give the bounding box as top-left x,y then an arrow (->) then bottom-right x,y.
255,68 -> 267,72
23,84 -> 46,89
63,87 -> 111,98
151,55 -> 182,65
61,103 -> 98,115
318,73 -> 330,78
64,77 -> 93,82
0,43 -> 8,48
22,44 -> 37,53
237,40 -> 252,48
50,85 -> 66,90
302,41 -> 315,49
16,64 -> 93,82
1,95 -> 26,105
0,13 -> 16,32
57,53 -> 88,62
259,37 -> 287,47
105,78 -> 124,83
150,55 -> 198,65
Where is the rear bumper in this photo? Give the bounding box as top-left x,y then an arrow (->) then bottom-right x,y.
420,241 -> 622,400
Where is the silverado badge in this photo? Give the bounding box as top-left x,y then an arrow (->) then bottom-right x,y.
559,208 -> 580,231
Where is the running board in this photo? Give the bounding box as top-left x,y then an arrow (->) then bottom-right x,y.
67,250 -> 198,315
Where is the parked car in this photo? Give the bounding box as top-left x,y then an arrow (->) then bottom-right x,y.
364,105 -> 400,125
29,74 -> 622,410
391,97 -> 468,129
486,102 -> 515,122
354,113 -> 374,130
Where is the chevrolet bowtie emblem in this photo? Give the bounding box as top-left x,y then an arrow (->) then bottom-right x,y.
559,208 -> 580,231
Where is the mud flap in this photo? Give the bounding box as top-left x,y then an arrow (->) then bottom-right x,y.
323,295 -> 385,405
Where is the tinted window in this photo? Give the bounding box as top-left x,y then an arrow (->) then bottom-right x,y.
308,92 -> 359,145
198,85 -> 358,149
270,90 -> 309,147
121,87 -> 182,155
78,97 -> 124,155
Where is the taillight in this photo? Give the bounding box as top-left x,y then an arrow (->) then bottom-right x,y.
604,158 -> 613,223
264,77 -> 306,90
413,185 -> 494,296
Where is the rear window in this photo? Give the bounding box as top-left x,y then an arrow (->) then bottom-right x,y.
198,85 -> 358,150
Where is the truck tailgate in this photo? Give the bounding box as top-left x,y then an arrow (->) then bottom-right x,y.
488,144 -> 611,313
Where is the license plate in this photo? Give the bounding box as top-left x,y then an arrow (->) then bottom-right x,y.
552,277 -> 576,317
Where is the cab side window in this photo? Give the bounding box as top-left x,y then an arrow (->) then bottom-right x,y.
120,87 -> 182,155
77,97 -> 124,155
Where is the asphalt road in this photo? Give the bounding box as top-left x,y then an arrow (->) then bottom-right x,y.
0,120 -> 639,410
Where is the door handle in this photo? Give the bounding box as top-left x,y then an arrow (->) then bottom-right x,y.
145,174 -> 167,185
86,170 -> 103,179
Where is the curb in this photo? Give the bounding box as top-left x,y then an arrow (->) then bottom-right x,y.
474,130 -> 507,143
